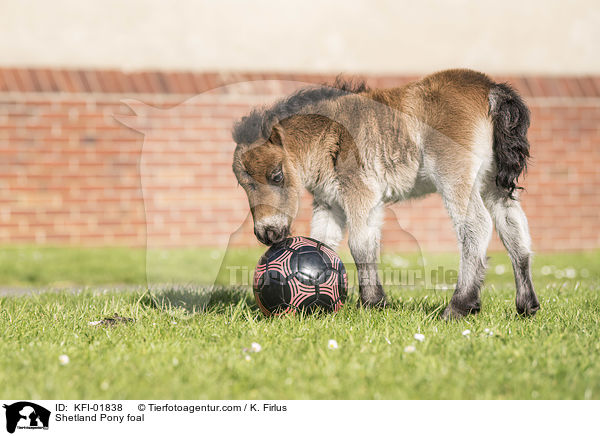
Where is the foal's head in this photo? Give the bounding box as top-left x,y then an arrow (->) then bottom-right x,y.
232,79 -> 368,245
232,125 -> 301,245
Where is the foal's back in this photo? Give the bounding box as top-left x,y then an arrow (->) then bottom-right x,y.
367,69 -> 494,149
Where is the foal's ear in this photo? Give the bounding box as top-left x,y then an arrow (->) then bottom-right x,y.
269,124 -> 285,147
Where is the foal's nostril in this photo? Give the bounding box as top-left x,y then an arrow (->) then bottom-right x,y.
265,228 -> 278,244
255,225 -> 289,245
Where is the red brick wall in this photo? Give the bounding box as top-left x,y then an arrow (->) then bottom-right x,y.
0,69 -> 599,251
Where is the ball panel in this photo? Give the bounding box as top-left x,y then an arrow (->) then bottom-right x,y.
267,248 -> 294,277
289,236 -> 319,250
255,269 -> 290,314
287,276 -> 318,308
293,250 -> 327,286
253,262 -> 266,288
319,269 -> 345,311
253,290 -> 272,316
263,240 -> 288,257
316,267 -> 334,285
320,244 -> 340,269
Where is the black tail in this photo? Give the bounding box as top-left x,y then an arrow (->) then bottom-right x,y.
488,83 -> 531,199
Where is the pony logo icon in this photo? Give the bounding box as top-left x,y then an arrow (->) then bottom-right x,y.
2,402 -> 50,433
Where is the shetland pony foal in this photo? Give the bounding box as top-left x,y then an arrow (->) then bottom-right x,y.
232,69 -> 540,319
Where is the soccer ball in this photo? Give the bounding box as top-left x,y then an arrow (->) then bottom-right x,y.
253,236 -> 347,316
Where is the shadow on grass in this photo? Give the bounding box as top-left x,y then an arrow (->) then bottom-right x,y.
386,296 -> 448,319
335,288 -> 449,319
141,285 -> 257,315
141,285 -> 450,320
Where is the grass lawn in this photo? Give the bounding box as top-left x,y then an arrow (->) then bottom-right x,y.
1,246 -> 599,399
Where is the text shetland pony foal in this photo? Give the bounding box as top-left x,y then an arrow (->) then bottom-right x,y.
232,69 -> 540,319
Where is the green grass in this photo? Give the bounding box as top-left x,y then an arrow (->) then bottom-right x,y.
1,246 -> 599,399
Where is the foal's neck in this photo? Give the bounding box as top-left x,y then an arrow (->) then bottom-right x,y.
281,114 -> 336,189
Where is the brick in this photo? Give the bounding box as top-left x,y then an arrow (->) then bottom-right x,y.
96,70 -> 119,94
2,69 -> 21,91
83,70 -> 103,93
563,77 -> 586,98
74,70 -> 91,93
129,72 -> 150,93
524,77 -> 545,97
52,70 -> 75,93
16,69 -> 36,92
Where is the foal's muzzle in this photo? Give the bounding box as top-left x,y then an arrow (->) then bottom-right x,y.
254,224 -> 290,246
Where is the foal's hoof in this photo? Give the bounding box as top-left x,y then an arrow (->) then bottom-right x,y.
358,284 -> 387,309
516,295 -> 540,317
441,301 -> 481,320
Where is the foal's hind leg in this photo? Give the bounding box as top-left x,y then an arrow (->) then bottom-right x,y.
441,184 -> 493,319
483,187 -> 540,316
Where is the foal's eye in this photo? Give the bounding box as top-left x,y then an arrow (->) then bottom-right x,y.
270,169 -> 284,185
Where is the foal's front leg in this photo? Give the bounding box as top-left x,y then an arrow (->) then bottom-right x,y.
345,200 -> 387,308
310,201 -> 346,249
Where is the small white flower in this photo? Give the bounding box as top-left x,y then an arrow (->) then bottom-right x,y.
88,320 -> 102,326
172,358 -> 179,366
243,342 -> 263,354
404,345 -> 416,353
171,320 -> 178,325
484,328 -> 490,333
414,333 -> 425,342
554,270 -> 565,279
541,265 -> 553,275
100,381 -> 110,391
462,329 -> 471,336
494,265 -> 506,275
565,268 -> 576,279
245,355 -> 251,361
328,339 -> 339,350
58,354 -> 70,365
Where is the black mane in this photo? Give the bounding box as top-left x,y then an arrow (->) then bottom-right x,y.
232,77 -> 369,144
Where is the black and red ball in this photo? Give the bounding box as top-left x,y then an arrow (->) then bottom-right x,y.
253,236 -> 347,316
